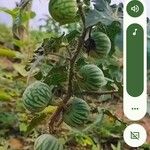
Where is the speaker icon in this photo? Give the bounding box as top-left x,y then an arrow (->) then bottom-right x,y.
131,5 -> 139,13
127,1 -> 144,17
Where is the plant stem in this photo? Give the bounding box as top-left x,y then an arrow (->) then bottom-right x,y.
78,90 -> 119,96
48,52 -> 71,61
13,0 -> 32,51
49,0 -> 87,132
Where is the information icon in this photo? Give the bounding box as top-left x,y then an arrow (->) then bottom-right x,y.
127,1 -> 144,17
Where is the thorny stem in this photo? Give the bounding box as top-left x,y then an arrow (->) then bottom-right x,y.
79,90 -> 119,96
49,0 -> 87,132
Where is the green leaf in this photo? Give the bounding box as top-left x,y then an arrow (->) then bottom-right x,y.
114,80 -> 123,97
0,147 -> 5,150
26,113 -> 47,134
111,142 -> 121,150
12,39 -> 26,48
43,65 -> 68,86
14,11 -> 36,26
13,12 -> 22,27
108,65 -> 123,82
83,112 -> 104,133
65,30 -> 80,42
111,3 -> 123,19
92,0 -> 111,12
75,57 -> 88,70
106,0 -> 111,4
0,7 -> 36,23
83,0 -> 91,6
19,123 -> 28,132
85,9 -> 114,28
0,48 -> 22,58
40,63 -> 53,78
43,34 -> 65,53
21,11 -> 36,23
0,7 -> 19,18
26,106 -> 56,133
115,31 -> 123,51
0,112 -> 18,127
0,90 -> 12,101
13,64 -> 28,77
75,134 -> 94,147
141,143 -> 150,149
85,0 -> 123,28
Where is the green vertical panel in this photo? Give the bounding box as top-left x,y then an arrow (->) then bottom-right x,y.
127,23 -> 144,97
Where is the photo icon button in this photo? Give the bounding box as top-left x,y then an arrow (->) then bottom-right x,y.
123,124 -> 147,147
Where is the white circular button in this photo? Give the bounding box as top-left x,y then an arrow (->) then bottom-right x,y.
123,124 -> 147,147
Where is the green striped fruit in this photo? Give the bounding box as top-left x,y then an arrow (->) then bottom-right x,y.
23,81 -> 53,112
49,0 -> 78,25
34,134 -> 63,150
77,64 -> 107,91
90,32 -> 111,58
63,98 -> 90,127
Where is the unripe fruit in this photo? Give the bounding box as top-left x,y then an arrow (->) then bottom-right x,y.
34,134 -> 63,150
77,64 -> 107,91
49,0 -> 78,25
90,32 -> 111,58
23,81 -> 53,112
63,98 -> 90,127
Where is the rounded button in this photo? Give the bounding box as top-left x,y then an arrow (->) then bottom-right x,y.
123,124 -> 147,147
126,24 -> 144,97
127,1 -> 144,17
